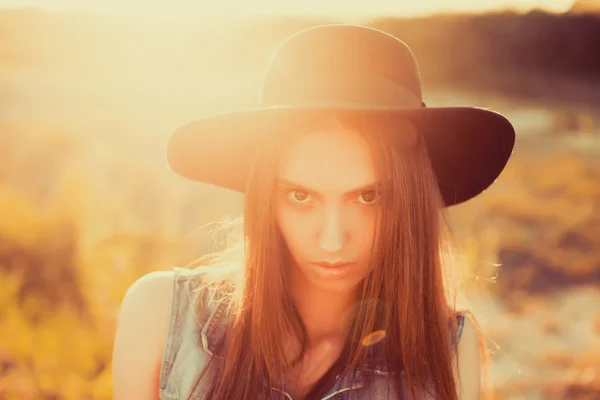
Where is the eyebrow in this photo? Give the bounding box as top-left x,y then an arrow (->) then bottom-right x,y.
277,178 -> 382,197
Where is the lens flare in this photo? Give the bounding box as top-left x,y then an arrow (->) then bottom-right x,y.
361,330 -> 387,346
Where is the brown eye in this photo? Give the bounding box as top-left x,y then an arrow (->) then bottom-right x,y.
288,190 -> 311,204
358,190 -> 378,204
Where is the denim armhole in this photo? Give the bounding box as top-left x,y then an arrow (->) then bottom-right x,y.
451,312 -> 466,357
159,267 -> 210,393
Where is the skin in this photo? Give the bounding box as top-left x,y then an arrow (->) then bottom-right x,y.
111,123 -> 483,400
276,124 -> 380,396
278,124 -> 380,333
112,270 -> 173,400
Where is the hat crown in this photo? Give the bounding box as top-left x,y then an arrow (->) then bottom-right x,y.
258,25 -> 424,108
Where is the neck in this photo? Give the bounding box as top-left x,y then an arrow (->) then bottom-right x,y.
289,268 -> 358,344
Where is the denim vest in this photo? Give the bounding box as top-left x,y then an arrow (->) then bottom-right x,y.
159,268 -> 465,400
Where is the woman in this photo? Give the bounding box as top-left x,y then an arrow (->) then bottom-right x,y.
112,24 -> 515,399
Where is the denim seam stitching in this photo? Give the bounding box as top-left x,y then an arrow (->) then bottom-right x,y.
159,270 -> 185,391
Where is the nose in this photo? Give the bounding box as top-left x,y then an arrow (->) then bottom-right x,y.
317,206 -> 346,253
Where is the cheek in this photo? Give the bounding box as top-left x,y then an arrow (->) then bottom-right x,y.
355,213 -> 378,259
276,204 -> 312,255
277,203 -> 379,257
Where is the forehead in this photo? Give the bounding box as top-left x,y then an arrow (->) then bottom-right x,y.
277,123 -> 377,193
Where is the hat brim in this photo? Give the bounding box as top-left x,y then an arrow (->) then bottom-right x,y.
166,105 -> 515,207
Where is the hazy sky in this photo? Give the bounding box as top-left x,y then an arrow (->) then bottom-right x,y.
1,0 -> 575,17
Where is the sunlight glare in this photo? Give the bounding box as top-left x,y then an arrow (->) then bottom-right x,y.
361,330 -> 387,346
1,0 -> 576,19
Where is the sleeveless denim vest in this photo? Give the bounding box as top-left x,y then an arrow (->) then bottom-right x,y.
159,268 -> 465,400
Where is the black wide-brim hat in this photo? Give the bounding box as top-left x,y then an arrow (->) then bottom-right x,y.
166,24 -> 515,207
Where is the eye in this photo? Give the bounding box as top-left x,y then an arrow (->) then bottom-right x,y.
357,189 -> 379,204
287,190 -> 312,204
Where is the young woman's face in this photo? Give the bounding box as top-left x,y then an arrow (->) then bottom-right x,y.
276,122 -> 380,294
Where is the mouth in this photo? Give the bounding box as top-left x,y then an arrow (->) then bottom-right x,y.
310,261 -> 355,279
311,261 -> 354,268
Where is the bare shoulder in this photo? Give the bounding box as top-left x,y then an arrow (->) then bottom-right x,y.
121,270 -> 175,311
112,270 -> 175,400
453,311 -> 483,400
116,270 -> 175,333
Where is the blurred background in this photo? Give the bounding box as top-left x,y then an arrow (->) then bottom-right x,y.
0,0 -> 599,399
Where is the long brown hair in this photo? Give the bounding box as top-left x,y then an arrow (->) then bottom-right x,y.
189,111 -> 490,399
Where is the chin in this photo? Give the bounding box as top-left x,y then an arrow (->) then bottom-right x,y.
312,279 -> 359,294
290,260 -> 367,294
304,271 -> 363,294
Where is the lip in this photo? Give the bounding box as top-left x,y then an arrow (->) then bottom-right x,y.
310,261 -> 355,280
311,261 -> 354,268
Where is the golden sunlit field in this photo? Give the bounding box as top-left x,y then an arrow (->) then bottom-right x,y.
1,6 -> 599,400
